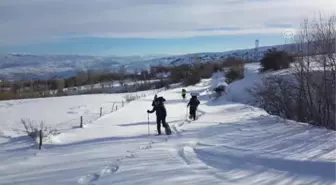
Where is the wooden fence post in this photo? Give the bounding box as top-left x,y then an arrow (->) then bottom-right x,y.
39,130 -> 42,150
111,103 -> 115,112
122,100 -> 124,107
116,105 -> 118,111
100,107 -> 102,117
80,116 -> 83,128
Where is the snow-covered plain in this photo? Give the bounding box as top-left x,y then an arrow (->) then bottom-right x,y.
0,63 -> 335,185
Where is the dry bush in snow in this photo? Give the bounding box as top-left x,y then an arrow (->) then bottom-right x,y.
259,48 -> 294,72
124,94 -> 138,103
247,75 -> 300,121
21,119 -> 60,141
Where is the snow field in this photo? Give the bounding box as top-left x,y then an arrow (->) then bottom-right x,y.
0,63 -> 335,185
0,89 -> 161,138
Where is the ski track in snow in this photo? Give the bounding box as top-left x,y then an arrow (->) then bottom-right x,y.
173,144 -> 230,183
77,84 -> 220,185
76,107 -> 207,185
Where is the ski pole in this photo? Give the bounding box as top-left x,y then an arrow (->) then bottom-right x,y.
186,106 -> 188,120
147,113 -> 150,135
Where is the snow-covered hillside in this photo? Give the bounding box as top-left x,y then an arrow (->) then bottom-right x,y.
0,43 -> 298,80
0,54 -> 163,80
0,64 -> 335,185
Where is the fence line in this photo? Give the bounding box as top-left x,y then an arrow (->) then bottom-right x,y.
35,88 -> 164,149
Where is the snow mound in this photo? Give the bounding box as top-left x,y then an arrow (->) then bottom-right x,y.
210,71 -> 228,91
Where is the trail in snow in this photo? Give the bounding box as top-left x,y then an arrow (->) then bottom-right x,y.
76,106 -> 207,185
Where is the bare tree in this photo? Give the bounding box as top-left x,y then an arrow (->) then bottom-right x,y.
248,14 -> 336,130
118,65 -> 126,86
75,71 -> 88,86
291,13 -> 336,129
56,79 -> 65,91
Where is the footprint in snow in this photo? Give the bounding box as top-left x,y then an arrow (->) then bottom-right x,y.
77,164 -> 119,185
178,122 -> 185,127
140,144 -> 152,150
126,151 -> 136,158
77,174 -> 98,184
100,164 -> 119,175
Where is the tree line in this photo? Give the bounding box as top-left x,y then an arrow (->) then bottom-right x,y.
0,55 -> 249,100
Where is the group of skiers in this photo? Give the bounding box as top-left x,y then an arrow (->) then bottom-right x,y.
146,89 -> 200,135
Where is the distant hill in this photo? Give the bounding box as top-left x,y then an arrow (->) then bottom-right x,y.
0,42 -> 318,80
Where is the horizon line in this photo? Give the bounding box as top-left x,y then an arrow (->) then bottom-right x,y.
0,41 -> 296,58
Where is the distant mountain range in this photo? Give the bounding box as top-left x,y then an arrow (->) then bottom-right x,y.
0,43 -> 307,81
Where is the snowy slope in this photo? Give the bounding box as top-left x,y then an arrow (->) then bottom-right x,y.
224,60 -> 335,104
224,63 -> 263,103
0,72 -> 335,185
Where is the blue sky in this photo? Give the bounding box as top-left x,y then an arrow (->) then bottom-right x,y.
0,34 -> 287,56
0,0 -> 334,56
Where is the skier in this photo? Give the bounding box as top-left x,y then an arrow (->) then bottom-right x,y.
181,89 -> 187,100
147,96 -> 172,135
187,94 -> 200,120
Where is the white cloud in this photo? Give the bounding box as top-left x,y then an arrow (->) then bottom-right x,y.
0,0 -> 335,46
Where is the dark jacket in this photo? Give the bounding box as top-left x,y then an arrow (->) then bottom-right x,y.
152,96 -> 165,106
152,95 -> 158,106
148,97 -> 167,118
187,96 -> 200,108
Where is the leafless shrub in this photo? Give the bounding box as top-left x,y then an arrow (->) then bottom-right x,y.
183,71 -> 201,86
0,91 -> 17,100
220,57 -> 245,84
225,67 -> 245,84
259,48 -> 294,72
124,94 -> 137,103
221,57 -> 245,69
21,119 -> 60,141
247,75 -> 301,121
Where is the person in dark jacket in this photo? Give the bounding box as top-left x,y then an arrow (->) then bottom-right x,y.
147,96 -> 171,135
181,89 -> 187,100
187,95 -> 200,120
152,94 -> 158,107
